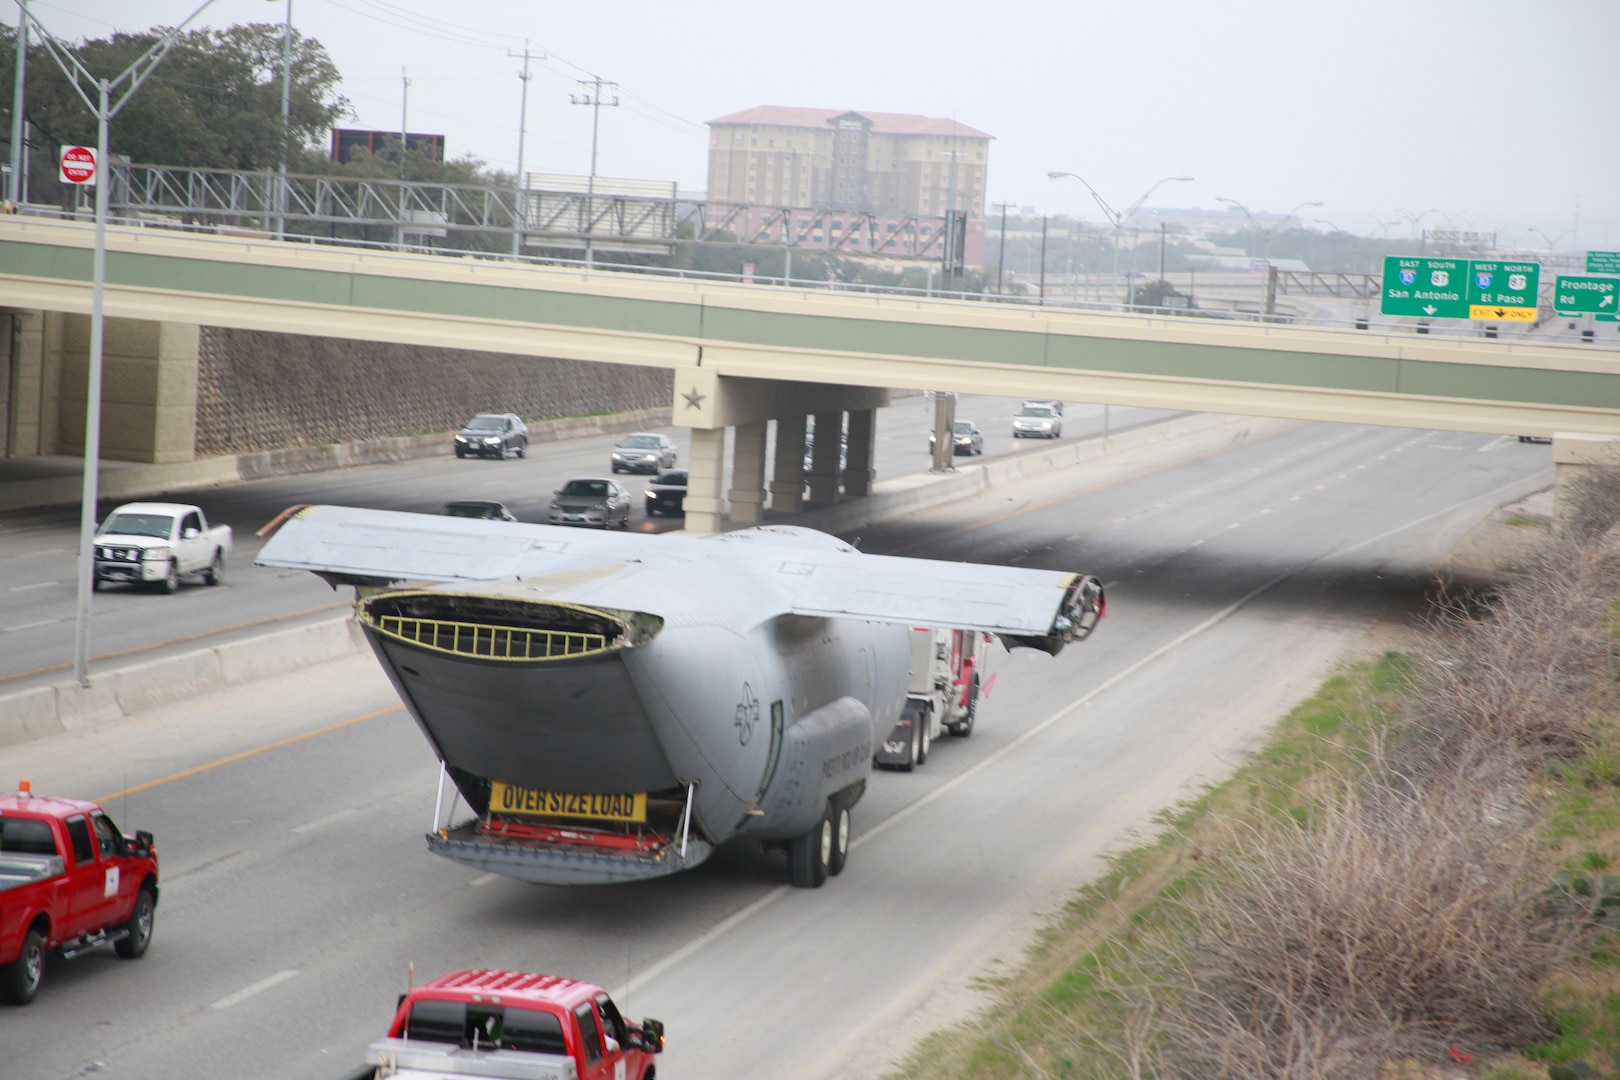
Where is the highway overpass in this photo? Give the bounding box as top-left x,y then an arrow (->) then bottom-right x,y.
3,216 -> 1618,531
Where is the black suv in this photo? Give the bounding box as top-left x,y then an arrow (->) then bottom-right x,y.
454,413 -> 528,459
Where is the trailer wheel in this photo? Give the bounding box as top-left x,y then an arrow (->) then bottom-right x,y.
828,799 -> 851,877
917,711 -> 931,765
788,801 -> 833,888
114,888 -> 156,959
0,927 -> 45,1004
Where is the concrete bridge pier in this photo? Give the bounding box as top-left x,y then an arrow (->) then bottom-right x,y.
1553,432 -> 1620,534
672,366 -> 888,533
1,308 -> 199,464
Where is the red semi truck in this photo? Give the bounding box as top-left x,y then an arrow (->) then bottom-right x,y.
351,968 -> 665,1080
0,783 -> 159,1005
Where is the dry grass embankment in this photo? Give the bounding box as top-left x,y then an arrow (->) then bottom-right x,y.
900,471 -> 1620,1080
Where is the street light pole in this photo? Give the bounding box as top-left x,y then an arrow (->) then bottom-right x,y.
1047,170 -> 1193,310
270,0 -> 290,240
508,40 -> 540,261
7,0 -> 27,208
21,0 -> 216,687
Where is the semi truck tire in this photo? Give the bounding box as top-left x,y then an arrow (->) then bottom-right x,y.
950,675 -> 980,738
0,927 -> 46,1004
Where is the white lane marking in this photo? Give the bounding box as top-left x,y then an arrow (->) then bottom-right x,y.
290,807 -> 357,834
3,618 -> 62,632
1289,495 -> 1301,501
211,969 -> 298,1010
1227,523 -> 1242,530
1260,508 -> 1273,515
470,872 -> 499,887
8,581 -> 57,592
1478,435 -> 1513,453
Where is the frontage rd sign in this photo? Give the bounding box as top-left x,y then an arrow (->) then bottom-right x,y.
58,145 -> 97,186
1381,256 -> 1540,321
1554,275 -> 1620,316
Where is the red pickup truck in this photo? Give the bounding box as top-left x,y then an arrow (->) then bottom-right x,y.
354,968 -> 665,1080
0,783 -> 159,1005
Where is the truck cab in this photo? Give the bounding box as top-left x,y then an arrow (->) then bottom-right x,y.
876,627 -> 992,770
93,501 -> 231,593
362,968 -> 664,1080
0,784 -> 159,1004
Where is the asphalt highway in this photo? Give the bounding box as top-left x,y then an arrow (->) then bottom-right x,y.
0,418 -> 1554,1079
0,395 -> 1164,692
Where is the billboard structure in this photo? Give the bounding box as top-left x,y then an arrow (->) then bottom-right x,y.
331,129 -> 445,165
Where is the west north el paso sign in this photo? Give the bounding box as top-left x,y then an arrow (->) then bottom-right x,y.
1381,257 -> 1468,318
1466,260 -> 1539,321
1381,256 -> 1540,321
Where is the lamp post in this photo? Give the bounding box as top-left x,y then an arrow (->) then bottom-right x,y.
1047,170 -> 1192,309
1397,206 -> 1439,252
1528,227 -> 1569,253
1215,196 -> 1262,257
22,0 -> 216,686
263,0 -> 291,240
7,0 -> 27,208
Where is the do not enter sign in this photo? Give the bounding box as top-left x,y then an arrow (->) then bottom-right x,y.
59,145 -> 98,185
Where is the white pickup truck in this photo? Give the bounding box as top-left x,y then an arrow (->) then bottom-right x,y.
93,502 -> 231,593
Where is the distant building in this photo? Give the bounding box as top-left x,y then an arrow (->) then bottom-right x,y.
706,106 -> 990,219
705,106 -> 991,265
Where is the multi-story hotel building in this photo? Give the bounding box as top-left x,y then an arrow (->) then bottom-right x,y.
706,106 -> 991,220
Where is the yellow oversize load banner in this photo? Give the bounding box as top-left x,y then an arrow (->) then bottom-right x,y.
490,781 -> 647,823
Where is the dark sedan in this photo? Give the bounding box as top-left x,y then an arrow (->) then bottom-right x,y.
453,413 -> 528,459
437,500 -> 517,521
645,469 -> 688,517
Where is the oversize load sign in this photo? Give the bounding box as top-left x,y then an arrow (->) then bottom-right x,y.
59,145 -> 97,185
1381,256 -> 1540,321
489,780 -> 646,823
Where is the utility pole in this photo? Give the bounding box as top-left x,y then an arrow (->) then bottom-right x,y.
994,202 -> 1013,295
570,76 -> 619,269
273,0 -> 291,240
397,68 -> 410,251
7,0 -> 27,208
508,40 -> 542,260
1158,220 -> 1167,291
1038,215 -> 1048,305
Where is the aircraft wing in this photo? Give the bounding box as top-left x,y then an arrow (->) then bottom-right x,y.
257,505 -> 1103,652
254,504 -> 673,586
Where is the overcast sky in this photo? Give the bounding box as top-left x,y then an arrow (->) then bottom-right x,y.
25,0 -> 1620,249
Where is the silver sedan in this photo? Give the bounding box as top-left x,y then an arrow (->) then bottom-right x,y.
547,477 -> 633,529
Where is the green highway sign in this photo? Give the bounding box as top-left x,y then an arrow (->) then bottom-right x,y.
1588,251 -> 1620,274
1466,260 -> 1539,321
1381,257 -> 1540,320
1381,257 -> 1469,318
1555,274 -> 1620,316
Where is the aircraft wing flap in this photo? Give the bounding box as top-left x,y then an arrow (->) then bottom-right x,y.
776,553 -> 1089,637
